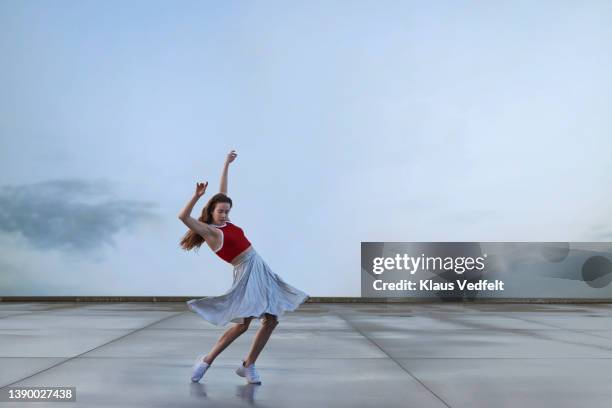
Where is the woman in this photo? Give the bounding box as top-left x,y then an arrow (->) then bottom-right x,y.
178,149 -> 309,385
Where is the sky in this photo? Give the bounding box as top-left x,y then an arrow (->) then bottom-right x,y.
1,0 -> 611,296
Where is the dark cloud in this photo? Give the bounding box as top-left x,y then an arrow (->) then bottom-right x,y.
0,178 -> 158,252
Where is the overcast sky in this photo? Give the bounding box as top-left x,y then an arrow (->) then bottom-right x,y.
1,0 -> 611,296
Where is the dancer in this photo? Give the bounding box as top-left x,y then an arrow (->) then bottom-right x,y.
178,149 -> 309,385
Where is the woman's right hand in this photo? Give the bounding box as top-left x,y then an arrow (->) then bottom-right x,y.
195,181 -> 208,198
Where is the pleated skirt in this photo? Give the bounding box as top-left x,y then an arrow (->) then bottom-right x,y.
186,246 -> 310,326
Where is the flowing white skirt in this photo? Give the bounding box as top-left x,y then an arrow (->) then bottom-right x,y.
186,247 -> 310,326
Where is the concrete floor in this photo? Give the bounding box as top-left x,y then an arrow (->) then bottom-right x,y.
1,302 -> 612,407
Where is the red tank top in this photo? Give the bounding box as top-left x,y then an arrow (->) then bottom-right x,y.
212,222 -> 252,263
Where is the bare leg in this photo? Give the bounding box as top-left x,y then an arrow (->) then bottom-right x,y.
203,317 -> 253,364
244,313 -> 278,366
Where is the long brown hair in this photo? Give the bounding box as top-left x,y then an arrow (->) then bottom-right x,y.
179,193 -> 233,252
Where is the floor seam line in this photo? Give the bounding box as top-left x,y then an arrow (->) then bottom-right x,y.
498,313 -> 612,341
0,311 -> 187,390
0,303 -> 96,320
332,308 -> 453,408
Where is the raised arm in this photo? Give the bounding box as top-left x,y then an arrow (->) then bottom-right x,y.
219,149 -> 237,195
178,182 -> 217,239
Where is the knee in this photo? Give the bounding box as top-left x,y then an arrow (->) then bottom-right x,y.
236,321 -> 251,333
262,314 -> 278,329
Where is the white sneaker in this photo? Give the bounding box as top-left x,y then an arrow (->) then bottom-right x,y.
191,355 -> 211,382
235,360 -> 262,384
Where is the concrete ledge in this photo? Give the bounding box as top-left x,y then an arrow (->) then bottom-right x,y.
0,296 -> 611,303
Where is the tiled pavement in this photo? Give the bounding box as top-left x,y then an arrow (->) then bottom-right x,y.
1,302 -> 611,407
